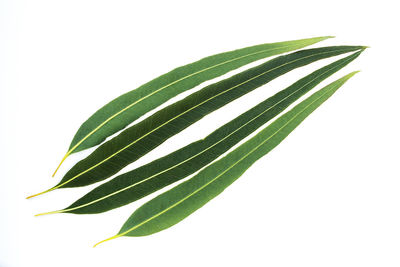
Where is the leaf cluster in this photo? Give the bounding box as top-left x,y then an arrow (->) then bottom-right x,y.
28,37 -> 366,246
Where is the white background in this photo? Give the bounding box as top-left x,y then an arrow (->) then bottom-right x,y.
1,0 -> 399,266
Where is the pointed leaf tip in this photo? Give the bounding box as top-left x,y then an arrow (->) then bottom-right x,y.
311,36 -> 334,42
346,70 -> 361,78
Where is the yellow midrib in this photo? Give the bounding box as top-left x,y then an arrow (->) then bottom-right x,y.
53,49 -> 349,191
115,84 -> 337,238
68,42 -> 318,155
61,56 -> 350,213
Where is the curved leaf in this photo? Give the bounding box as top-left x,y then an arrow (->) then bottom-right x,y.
54,36 -> 332,173
94,71 -> 359,245
42,50 -> 362,215
29,45 -> 363,198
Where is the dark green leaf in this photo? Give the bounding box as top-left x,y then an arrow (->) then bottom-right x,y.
54,36 -> 331,174
30,45 -> 363,198
44,50 -> 362,215
94,71 -> 359,245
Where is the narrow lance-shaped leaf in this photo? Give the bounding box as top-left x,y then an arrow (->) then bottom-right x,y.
94,71 -> 359,246
53,36 -> 331,174
28,45 -> 363,199
37,50 -> 363,215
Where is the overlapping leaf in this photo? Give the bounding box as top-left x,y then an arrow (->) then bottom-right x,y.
54,36 -> 331,174
41,50 -> 363,215
29,45 -> 363,198
94,71 -> 359,245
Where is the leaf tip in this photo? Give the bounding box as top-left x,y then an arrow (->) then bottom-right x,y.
316,36 -> 335,42
350,70 -> 361,75
342,70 -> 361,81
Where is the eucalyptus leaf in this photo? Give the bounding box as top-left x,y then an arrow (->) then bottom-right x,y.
53,36 -> 331,175
94,71 -> 359,246
39,50 -> 362,215
28,45 -> 363,199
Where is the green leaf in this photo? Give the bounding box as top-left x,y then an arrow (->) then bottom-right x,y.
53,36 -> 332,174
94,71 -> 359,246
42,50 -> 362,215
29,45 -> 363,198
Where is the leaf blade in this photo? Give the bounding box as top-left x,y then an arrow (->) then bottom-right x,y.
30,45 -> 363,199
103,71 -> 359,242
59,50 -> 362,214
66,37 -> 332,155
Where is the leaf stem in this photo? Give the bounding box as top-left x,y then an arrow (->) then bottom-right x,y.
26,187 -> 56,199
93,234 -> 121,248
52,151 -> 71,177
34,209 -> 64,216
